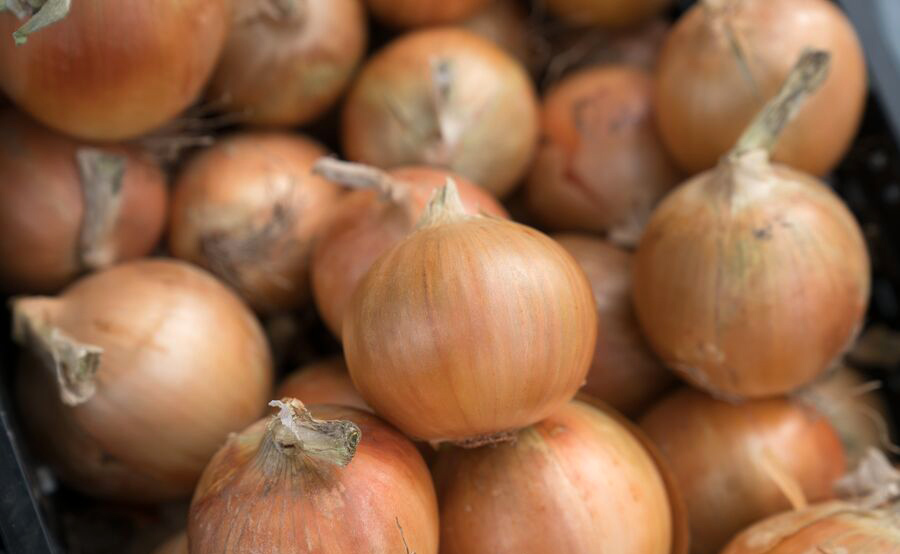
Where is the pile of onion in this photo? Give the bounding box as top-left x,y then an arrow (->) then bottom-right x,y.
0,0 -> 229,140
343,181 -> 597,444
655,0 -> 867,175
640,387 -> 846,554
207,0 -> 367,126
169,132 -> 342,314
311,158 -> 507,337
0,109 -> 167,294
433,399 -> 681,554
342,28 -> 539,198
544,0 -> 672,29
364,0 -> 489,28
275,356 -> 369,412
189,399 -> 439,553
525,66 -> 681,246
633,50 -> 870,398
12,259 -> 273,501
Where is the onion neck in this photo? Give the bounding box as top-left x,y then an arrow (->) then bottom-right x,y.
835,449 -> 900,510
312,158 -> 411,206
1,0 -> 71,45
11,297 -> 102,406
77,148 -> 127,271
416,178 -> 470,228
264,399 -> 360,467
236,0 -> 307,24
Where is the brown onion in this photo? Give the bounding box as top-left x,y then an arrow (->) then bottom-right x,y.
364,0 -> 489,28
311,159 -> 508,337
633,50 -> 870,398
655,0 -> 866,176
0,109 -> 167,294
275,356 -> 369,411
545,0 -> 671,29
525,66 -> 681,246
460,0 -> 533,72
554,234 -> 672,415
169,132 -> 342,314
153,532 -> 188,554
207,0 -> 366,126
342,28 -> 539,198
640,387 -> 846,554
0,0 -> 229,141
189,399 -> 439,553
343,181 -> 597,444
12,259 -> 273,501
434,399 -> 675,553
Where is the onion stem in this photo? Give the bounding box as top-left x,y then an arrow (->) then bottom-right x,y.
266,399 -> 361,467
416,178 -> 468,228
312,158 -> 409,204
76,148 -> 127,271
8,0 -> 70,45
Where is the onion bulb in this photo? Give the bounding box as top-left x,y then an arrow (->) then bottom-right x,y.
555,234 -> 672,415
189,399 -> 439,553
655,0 -> 866,176
153,532 -> 188,554
525,66 -> 681,246
640,387 -> 846,554
544,0 -> 672,29
364,0 -> 489,28
0,0 -> 229,141
633,50 -> 870,398
460,0 -> 533,72
433,399 -> 675,554
311,159 -> 508,337
342,28 -> 539,198
275,357 -> 369,412
0,109 -> 167,294
169,132 -> 342,314
12,259 -> 273,502
343,181 -> 596,444
207,0 -> 366,126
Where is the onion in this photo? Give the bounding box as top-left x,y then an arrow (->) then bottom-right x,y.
12,259 -> 273,501
0,0 -> 229,141
342,28 -> 539,198
207,0 -> 366,126
153,532 -> 188,554
633,50 -> 870,398
169,132 -> 342,314
189,399 -> 439,553
364,0 -> 489,28
343,181 -> 597,444
525,66 -> 681,246
554,234 -> 672,415
655,0 -> 866,176
460,0 -> 533,72
544,0 -> 671,29
0,109 -> 167,294
275,356 -> 369,412
310,159 -> 508,337
433,399 -> 676,553
640,387 -> 846,554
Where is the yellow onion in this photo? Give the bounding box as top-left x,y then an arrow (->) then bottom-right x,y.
555,234 -> 672,415
640,387 -> 846,554
12,259 -> 273,501
343,181 -> 597,444
364,0 -> 489,28
275,356 -> 369,412
0,109 -> 167,294
633,50 -> 870,398
207,0 -> 367,126
0,0 -> 229,141
153,532 -> 188,554
169,132 -> 342,314
460,0 -> 533,72
544,0 -> 672,29
655,0 -> 866,176
342,28 -> 539,198
189,399 -> 439,553
525,66 -> 681,246
311,159 -> 508,338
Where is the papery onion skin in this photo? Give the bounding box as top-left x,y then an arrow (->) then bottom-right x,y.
460,0 -> 533,73
0,109 -> 167,294
526,67 -> 680,245
275,357 -> 369,412
189,403 -> 439,554
544,0 -> 671,29
555,234 -> 672,415
169,132 -> 342,314
14,259 -> 273,502
434,399 -> 673,554
342,28 -> 539,198
364,0 -> 489,28
208,0 -> 367,126
640,388 -> 846,554
312,165 -> 507,338
0,1 -> 229,141
655,0 -> 866,176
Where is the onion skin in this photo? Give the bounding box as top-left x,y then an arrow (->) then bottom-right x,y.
655,0 -> 867,176
434,399 -> 673,554
342,28 -> 539,198
208,0 -> 367,126
0,1 -> 229,141
640,388 -> 846,554
189,403 -> 439,553
311,165 -> 507,338
13,259 -> 273,502
0,109 -> 167,294
545,0 -> 671,29
555,234 -> 672,415
275,357 -> 369,412
169,132 -> 342,314
460,0 -> 533,72
526,66 -> 680,245
364,0 -> 489,28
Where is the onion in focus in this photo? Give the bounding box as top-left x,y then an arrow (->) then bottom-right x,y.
364,0 -> 489,28
275,356 -> 369,411
544,0 -> 672,29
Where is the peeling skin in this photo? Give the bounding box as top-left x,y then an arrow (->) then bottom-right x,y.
3,0 -> 71,45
